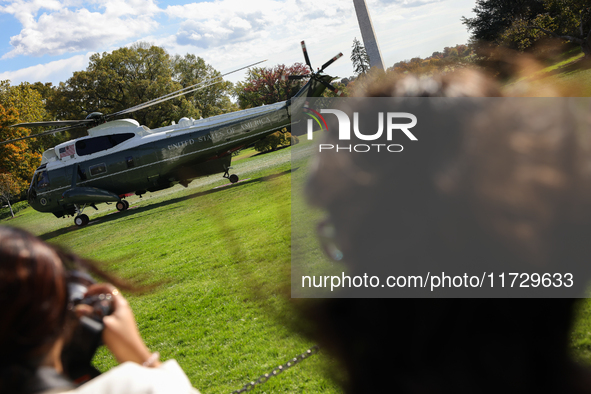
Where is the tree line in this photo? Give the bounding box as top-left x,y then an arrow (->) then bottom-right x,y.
389,44 -> 475,75
462,0 -> 591,56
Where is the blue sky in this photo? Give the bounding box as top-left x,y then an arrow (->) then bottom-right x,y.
0,0 -> 477,86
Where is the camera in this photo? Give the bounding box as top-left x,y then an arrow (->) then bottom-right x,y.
67,271 -> 113,319
61,271 -> 114,384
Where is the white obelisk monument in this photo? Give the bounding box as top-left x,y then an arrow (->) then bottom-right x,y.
353,0 -> 386,70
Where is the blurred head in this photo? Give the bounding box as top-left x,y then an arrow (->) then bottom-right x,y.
300,70 -> 591,393
307,70 -> 591,281
0,226 -> 69,369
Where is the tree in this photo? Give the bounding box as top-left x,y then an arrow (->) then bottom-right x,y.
172,54 -> 238,118
0,80 -> 60,153
0,81 -> 47,124
462,0 -> 546,44
234,63 -> 310,109
0,103 -> 41,196
463,0 -> 591,56
234,63 -> 309,150
389,44 -> 475,76
253,129 -> 291,152
49,43 -> 200,130
524,0 -> 591,56
351,38 -> 371,75
0,173 -> 19,218
30,82 -> 56,103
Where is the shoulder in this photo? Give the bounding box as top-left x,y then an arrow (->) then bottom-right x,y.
69,360 -> 200,394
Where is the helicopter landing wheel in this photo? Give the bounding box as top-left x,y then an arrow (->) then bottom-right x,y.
229,174 -> 239,184
74,214 -> 89,227
123,200 -> 129,210
116,200 -> 128,212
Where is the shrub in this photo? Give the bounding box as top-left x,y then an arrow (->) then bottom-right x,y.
254,128 -> 294,153
0,200 -> 29,220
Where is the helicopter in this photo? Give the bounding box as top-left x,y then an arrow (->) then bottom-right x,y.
2,42 -> 343,227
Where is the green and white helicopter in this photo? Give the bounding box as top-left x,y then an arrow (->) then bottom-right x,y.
2,42 -> 342,226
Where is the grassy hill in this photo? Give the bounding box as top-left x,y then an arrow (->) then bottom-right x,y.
510,48 -> 591,96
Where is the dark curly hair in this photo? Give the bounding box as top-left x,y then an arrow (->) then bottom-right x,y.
0,227 -> 69,393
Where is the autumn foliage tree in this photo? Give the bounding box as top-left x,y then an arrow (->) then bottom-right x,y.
390,44 -> 474,75
0,81 -> 47,124
234,63 -> 310,109
0,80 -> 57,153
0,103 -> 41,196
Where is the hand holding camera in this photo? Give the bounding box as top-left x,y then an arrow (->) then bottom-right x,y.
83,282 -> 157,367
63,272 -> 159,382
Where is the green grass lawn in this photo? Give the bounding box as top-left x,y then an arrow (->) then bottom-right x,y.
3,144 -> 341,394
512,47 -> 591,96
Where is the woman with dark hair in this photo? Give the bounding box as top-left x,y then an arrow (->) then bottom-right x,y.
300,70 -> 591,393
0,226 -> 199,394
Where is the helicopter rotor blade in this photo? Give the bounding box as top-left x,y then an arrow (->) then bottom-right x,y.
111,79 -> 228,117
107,59 -> 267,119
318,78 -> 343,96
10,119 -> 96,128
301,41 -> 313,72
0,124 -> 88,146
319,53 -> 343,73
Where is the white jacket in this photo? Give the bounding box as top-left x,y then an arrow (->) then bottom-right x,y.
45,360 -> 200,394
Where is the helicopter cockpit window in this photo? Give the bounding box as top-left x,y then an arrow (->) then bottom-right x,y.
35,171 -> 49,189
76,133 -> 135,156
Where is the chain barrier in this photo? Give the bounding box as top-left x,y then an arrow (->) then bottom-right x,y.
230,345 -> 320,393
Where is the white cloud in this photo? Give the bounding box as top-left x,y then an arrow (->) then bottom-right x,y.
0,52 -> 94,84
94,0 -> 161,17
156,0 -> 357,86
165,0 -> 351,49
0,0 -> 474,86
0,0 -> 161,58
374,0 -> 442,7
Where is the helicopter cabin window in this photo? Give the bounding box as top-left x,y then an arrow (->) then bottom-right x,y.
89,163 -> 107,177
35,171 -> 50,189
76,133 -> 134,156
